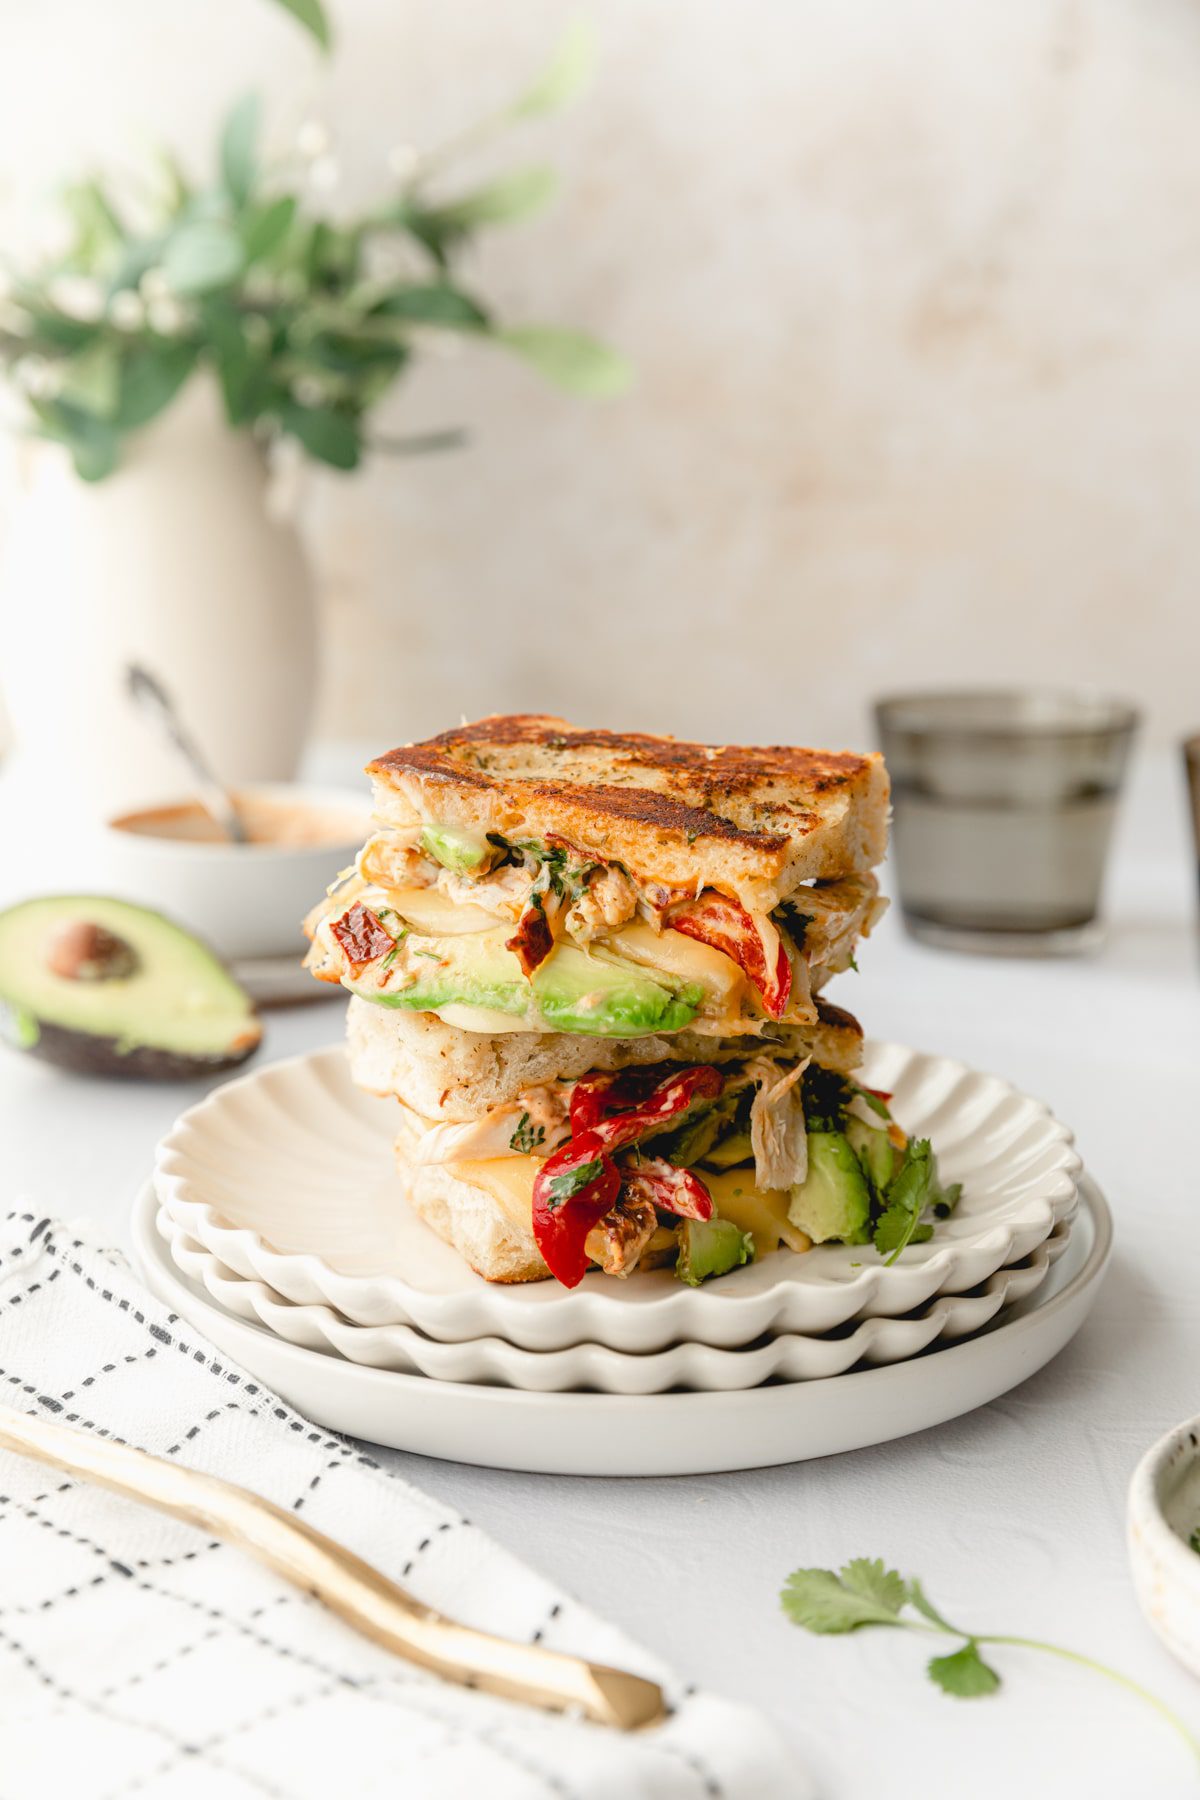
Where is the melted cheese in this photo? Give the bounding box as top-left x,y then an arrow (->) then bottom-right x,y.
703,1168 -> 812,1255
592,920 -> 746,1010
451,1154 -> 543,1231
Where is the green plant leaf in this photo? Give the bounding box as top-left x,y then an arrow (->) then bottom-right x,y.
432,166 -> 557,231
496,325 -> 632,397
373,284 -> 488,328
240,195 -> 297,264
873,1138 -> 934,1264
266,0 -> 331,51
161,220 -> 245,295
61,179 -> 126,271
781,1567 -> 907,1635
57,342 -> 121,418
928,1643 -> 1002,1698
507,18 -> 596,120
906,1578 -> 958,1634
840,1559 -> 907,1617
31,398 -> 120,481
221,94 -> 261,208
115,343 -> 197,430
280,400 -> 361,469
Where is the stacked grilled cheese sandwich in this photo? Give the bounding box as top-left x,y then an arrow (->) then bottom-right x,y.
305,715 -> 908,1288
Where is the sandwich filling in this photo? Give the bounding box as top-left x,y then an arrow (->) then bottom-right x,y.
304,821 -> 886,1038
396,1052 -> 958,1288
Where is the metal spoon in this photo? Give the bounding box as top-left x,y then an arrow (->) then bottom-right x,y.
125,662 -> 247,844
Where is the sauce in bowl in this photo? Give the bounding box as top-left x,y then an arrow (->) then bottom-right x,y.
109,792 -> 366,851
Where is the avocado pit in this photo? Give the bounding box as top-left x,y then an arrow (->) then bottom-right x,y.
46,920 -> 139,983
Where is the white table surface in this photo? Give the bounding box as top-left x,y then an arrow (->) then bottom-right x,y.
4,747 -> 1200,1799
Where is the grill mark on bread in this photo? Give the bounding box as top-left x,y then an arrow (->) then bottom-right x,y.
369,717 -> 867,850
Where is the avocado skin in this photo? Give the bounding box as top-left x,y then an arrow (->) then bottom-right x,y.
1,1013 -> 259,1082
788,1130 -> 872,1244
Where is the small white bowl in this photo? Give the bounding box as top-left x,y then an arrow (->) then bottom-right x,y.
1128,1416 -> 1200,1678
94,781 -> 371,962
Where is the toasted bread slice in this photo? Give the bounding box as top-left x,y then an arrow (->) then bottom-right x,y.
367,715 -> 889,910
347,992 -> 863,1121
395,1130 -> 549,1283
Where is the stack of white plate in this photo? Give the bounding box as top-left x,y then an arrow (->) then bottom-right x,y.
138,1041 -> 1110,1473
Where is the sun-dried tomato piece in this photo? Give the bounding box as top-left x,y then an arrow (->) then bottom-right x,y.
669,893 -> 792,1018
330,902 -> 395,973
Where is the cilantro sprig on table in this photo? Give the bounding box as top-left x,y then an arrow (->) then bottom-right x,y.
781,1558 -> 1200,1762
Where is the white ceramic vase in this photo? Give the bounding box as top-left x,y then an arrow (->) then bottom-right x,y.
0,376 -> 317,822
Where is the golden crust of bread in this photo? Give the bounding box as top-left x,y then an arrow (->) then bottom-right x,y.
367,715 -> 889,907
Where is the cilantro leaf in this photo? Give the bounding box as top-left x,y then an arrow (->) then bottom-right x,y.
927,1642 -> 1001,1698
509,1112 -> 547,1155
906,1577 -> 959,1633
840,1558 -> 907,1616
780,1567 -> 907,1634
873,1138 -> 934,1263
544,1158 -> 604,1207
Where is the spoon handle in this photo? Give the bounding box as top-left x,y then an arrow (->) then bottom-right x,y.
0,1403 -> 666,1731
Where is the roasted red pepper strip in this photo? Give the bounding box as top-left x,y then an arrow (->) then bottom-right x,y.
862,1085 -> 893,1105
330,902 -> 395,973
531,1136 -> 621,1288
669,893 -> 792,1019
621,1157 -> 714,1221
506,901 -> 555,977
570,1064 -> 724,1145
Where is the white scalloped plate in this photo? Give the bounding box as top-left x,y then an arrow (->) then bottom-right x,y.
154,1042 -> 1081,1351
132,1178 -> 1113,1475
154,1197 -> 1071,1393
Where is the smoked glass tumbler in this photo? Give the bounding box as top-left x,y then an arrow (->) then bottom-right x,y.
874,690 -> 1139,955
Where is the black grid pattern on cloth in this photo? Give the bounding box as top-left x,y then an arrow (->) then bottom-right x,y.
0,1212 -> 728,1800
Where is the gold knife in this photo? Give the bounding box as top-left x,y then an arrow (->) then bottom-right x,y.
0,1403 -> 666,1730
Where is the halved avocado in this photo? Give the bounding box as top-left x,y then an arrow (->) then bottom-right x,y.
0,895 -> 262,1080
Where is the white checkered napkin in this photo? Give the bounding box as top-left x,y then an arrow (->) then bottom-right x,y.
0,1212 -> 801,1800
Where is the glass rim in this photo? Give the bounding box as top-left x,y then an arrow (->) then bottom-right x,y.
874,687 -> 1141,741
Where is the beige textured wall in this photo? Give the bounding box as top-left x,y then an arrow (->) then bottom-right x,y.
3,0 -> 1200,751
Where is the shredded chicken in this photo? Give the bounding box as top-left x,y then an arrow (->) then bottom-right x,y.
795,874 -> 881,973
436,862 -> 529,922
748,1056 -> 811,1189
357,831 -> 430,892
517,1082 -> 572,1134
584,1193 -> 659,1276
564,864 -> 638,943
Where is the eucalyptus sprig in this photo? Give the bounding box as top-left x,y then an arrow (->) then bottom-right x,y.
0,19 -> 629,480
782,1557 -> 1200,1765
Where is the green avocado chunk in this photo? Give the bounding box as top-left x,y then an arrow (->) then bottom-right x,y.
351,927 -> 529,1016
846,1115 -> 895,1194
0,895 -> 261,1080
531,945 -> 703,1036
675,1217 -> 755,1286
419,822 -> 491,872
788,1130 -> 872,1245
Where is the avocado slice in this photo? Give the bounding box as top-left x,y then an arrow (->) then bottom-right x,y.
675,1217 -> 755,1286
846,1115 -> 895,1194
350,927 -> 529,1017
531,945 -> 703,1036
0,895 -> 261,1080
703,1127 -> 755,1170
419,823 -> 491,872
788,1130 -> 872,1245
